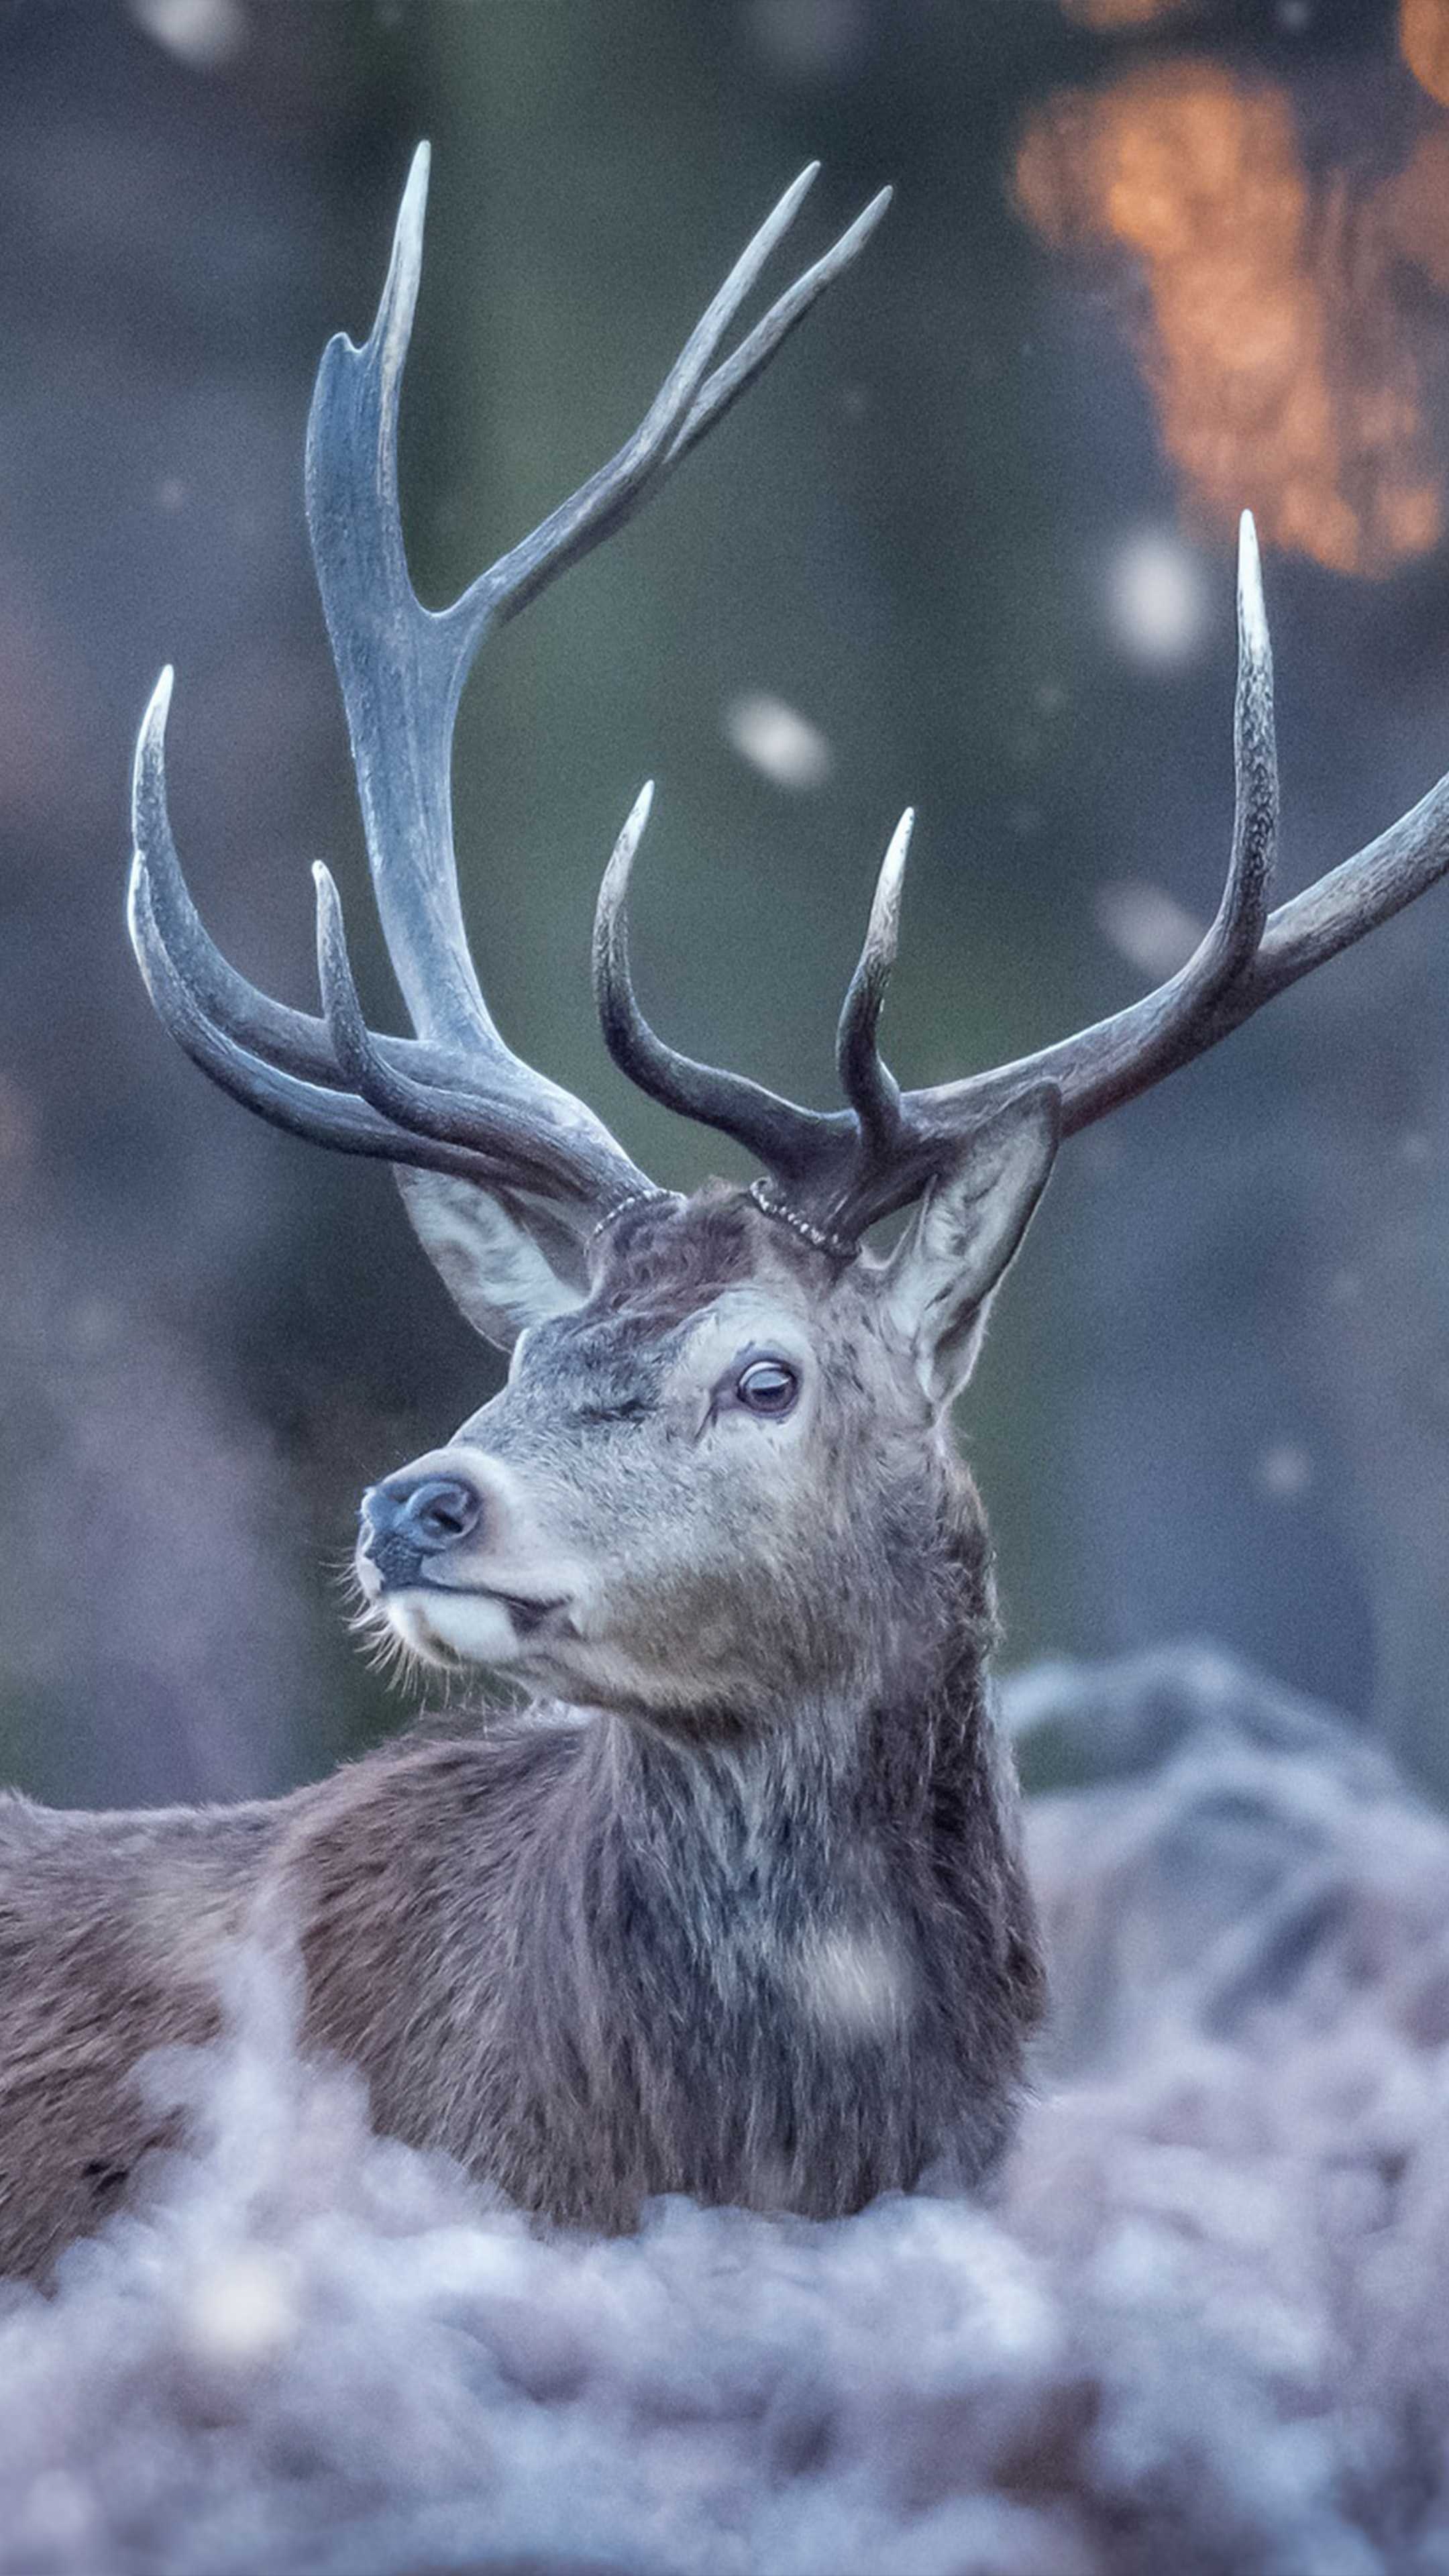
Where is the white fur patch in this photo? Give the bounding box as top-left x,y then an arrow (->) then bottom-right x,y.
793,1925 -> 912,2038
384,1591 -> 525,1670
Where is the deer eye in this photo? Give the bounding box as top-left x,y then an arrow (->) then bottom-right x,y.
735,1358 -> 800,1418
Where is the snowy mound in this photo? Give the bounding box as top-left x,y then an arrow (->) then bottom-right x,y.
4,1647 -> 1449,2576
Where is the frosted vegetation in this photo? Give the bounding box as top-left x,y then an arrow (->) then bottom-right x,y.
2,1646 -> 1445,2574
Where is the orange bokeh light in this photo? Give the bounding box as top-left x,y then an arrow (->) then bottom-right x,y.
1061,0 -> 1191,24
1401,0 -> 1449,108
1016,64 -> 1448,578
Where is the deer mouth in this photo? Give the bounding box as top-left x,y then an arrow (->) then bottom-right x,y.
355,1546 -> 567,1625
367,1571 -> 578,1672
410,1579 -> 572,1640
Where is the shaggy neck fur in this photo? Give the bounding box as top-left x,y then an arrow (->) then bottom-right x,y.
473,1479 -> 1043,2223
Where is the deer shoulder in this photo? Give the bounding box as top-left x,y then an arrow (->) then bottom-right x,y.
0,1790 -> 280,2273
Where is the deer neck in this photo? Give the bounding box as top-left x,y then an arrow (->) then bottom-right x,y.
567,1513 -> 1001,1964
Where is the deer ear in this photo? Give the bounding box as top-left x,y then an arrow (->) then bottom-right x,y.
394,1171 -> 588,1351
883,1085 -> 1060,1407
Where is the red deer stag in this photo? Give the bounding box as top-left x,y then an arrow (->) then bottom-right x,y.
1,150 -> 1448,2281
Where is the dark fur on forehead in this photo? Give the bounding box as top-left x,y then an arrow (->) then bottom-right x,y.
591,1182 -> 835,1321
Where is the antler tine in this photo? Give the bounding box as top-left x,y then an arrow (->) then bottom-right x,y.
663,186 -> 892,480
891,511 -> 1279,1162
476,177 -> 896,630
131,671 -> 341,1089
127,859 -> 520,1191
132,665 -> 584,1148
592,785 -> 833,1183
1126,759 -> 1449,1068
311,864 -> 629,1208
458,161 -> 826,636
132,660 -> 634,1187
836,808 -> 912,1154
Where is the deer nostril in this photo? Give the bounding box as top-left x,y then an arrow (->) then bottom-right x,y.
364,1473 -> 484,1556
407,1478 -> 482,1548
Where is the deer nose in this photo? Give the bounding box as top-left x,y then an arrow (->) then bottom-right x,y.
361,1472 -> 484,1558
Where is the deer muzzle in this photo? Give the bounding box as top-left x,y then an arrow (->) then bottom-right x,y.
356,1446 -> 583,1669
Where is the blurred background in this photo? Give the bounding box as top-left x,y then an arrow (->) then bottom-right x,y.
3,0 -> 1449,1805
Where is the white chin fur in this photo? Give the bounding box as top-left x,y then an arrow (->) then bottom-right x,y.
384,1591 -> 527,1670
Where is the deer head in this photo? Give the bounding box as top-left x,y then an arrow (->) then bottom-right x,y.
129,150 -> 1449,1728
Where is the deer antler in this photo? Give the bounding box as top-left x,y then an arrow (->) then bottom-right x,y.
134,152 -> 1449,1268
595,511 -> 1449,1240
128,146 -> 891,1234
